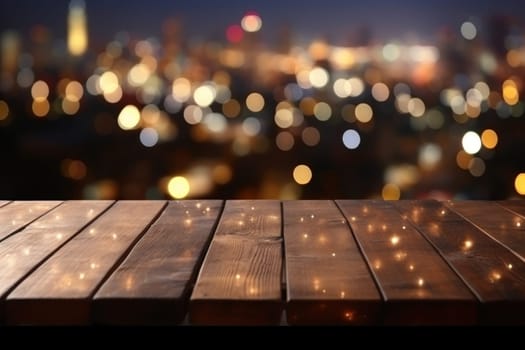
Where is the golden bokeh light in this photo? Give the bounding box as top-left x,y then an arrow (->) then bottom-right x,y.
348,77 -> 364,97
313,102 -> 332,121
103,86 -> 123,103
172,78 -> 192,103
408,97 -> 425,117
221,99 -> 240,118
515,173 -> 525,195
0,100 -> 9,121
502,79 -> 519,106
309,67 -> 329,88
456,150 -> 473,170
32,99 -> 50,117
141,104 -> 161,125
68,0 -> 88,56
241,13 -> 262,32
193,84 -> 216,107
98,71 -> 120,94
62,98 -> 80,115
212,164 -> 233,185
309,40 -> 330,61
128,63 -> 151,87
246,92 -> 265,112
481,129 -> 498,149
371,82 -> 390,102
355,103 -> 373,123
382,183 -> 401,200
276,131 -> 294,151
118,105 -> 141,130
293,164 -> 313,185
299,97 -> 316,116
333,78 -> 352,98
462,131 -> 482,155
167,176 -> 190,199
62,159 -> 87,180
31,80 -> 49,101
65,80 -> 84,102
274,108 -> 294,128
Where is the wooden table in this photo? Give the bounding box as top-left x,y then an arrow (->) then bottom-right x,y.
0,200 -> 524,325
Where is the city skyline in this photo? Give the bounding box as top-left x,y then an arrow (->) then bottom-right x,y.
1,0 -> 524,45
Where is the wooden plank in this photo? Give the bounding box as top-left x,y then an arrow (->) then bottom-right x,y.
190,200 -> 282,325
5,200 -> 165,325
498,200 -> 525,217
0,201 -> 62,242
0,201 -> 112,324
0,201 -> 10,208
448,201 -> 525,262
283,200 -> 381,325
337,200 -> 476,325
393,200 -> 525,325
93,200 -> 223,325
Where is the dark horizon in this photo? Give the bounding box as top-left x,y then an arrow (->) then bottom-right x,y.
2,0 -> 524,45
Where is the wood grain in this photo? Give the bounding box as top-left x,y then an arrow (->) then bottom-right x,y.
448,201 -> 525,262
190,200 -> 283,325
497,200 -> 525,217
0,201 -> 61,242
5,201 -> 165,325
93,200 -> 223,325
0,201 -> 112,324
283,200 -> 380,325
337,200 -> 476,325
0,201 -> 10,208
393,200 -> 525,325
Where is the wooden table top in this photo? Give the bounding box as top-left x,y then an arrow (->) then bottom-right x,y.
1,199 -> 524,326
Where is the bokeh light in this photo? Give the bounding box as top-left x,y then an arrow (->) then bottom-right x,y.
355,103 -> 373,123
293,164 -> 312,185
226,24 -> 243,43
31,80 -> 49,101
0,101 -> 9,121
342,129 -> 361,149
481,129 -> 498,149
460,21 -> 477,40
515,174 -> 525,195
462,131 -> 482,155
246,92 -> 265,112
382,183 -> 401,200
118,105 -> 141,130
371,82 -> 389,102
167,176 -> 190,199
241,12 -> 262,32
2,2 -> 525,201
139,128 -> 159,147
276,131 -> 294,151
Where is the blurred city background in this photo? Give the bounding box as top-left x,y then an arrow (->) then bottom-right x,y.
1,0 -> 525,200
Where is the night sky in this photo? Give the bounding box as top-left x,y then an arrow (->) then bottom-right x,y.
1,0 -> 523,44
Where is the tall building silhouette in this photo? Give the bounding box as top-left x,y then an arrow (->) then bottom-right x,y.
68,0 -> 88,56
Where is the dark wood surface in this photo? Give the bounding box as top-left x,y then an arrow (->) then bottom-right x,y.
0,201 -> 112,323
449,201 -> 525,262
1,200 -> 525,325
0,201 -> 61,242
337,200 -> 476,325
497,200 -> 525,218
283,200 -> 381,325
93,200 -> 222,325
5,201 -> 165,325
393,200 -> 525,325
190,200 -> 283,325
